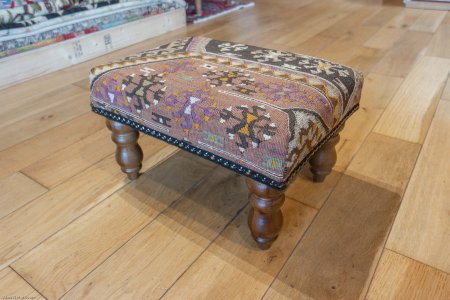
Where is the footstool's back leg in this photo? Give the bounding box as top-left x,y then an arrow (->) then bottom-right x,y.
106,119 -> 143,180
309,125 -> 344,182
246,179 -> 285,250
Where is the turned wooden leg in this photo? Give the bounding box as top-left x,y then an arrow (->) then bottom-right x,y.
309,125 -> 344,182
106,119 -> 143,180
246,179 -> 285,250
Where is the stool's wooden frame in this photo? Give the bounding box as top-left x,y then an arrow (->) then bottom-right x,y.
107,119 -> 344,250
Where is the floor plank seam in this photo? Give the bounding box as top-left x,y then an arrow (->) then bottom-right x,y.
1,153 -> 137,272
364,51 -> 389,75
10,266 -> 48,300
57,165 -> 219,299
0,108 -> 89,153
365,74 -> 450,292
20,138 -> 173,193
367,78 -> 428,146
342,109 -> 385,172
20,146 -> 116,190
158,201 -> 249,299
385,248 -> 450,275
0,172 -> 49,223
368,132 -> 423,146
339,72 -> 405,172
0,112 -> 93,154
362,139 -> 426,298
259,169 -> 345,300
438,73 -> 450,99
17,171 -> 49,191
285,195 -> 320,211
29,150 -> 111,186
362,219 -> 403,298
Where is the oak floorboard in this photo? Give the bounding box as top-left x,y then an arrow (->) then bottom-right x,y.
335,106 -> 382,173
294,35 -> 335,57
22,128 -> 113,188
62,167 -> 248,300
0,85 -> 85,129
0,68 -> 86,103
442,77 -> 450,101
163,199 -> 316,300
0,113 -> 104,179
366,250 -> 450,300
371,31 -> 433,77
299,9 -> 383,73
443,11 -> 450,24
363,27 -> 406,49
286,168 -> 342,209
72,78 -> 90,91
360,73 -> 404,110
12,152 -> 214,300
362,6 -> 403,27
409,10 -> 447,32
204,8 -> 284,45
269,0 -> 341,32
318,28 -> 382,70
273,1 -> 356,47
263,175 -> 401,300
0,173 -> 47,220
318,6 -> 380,39
386,101 -> 450,273
335,73 -> 403,171
384,7 -> 422,29
345,133 -> 420,195
0,90 -> 90,151
344,47 -> 386,75
426,22 -> 450,58
241,30 -> 292,50
0,268 -> 43,300
373,56 -> 450,144
0,140 -> 175,270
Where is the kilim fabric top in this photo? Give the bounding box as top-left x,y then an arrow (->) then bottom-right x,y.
89,36 -> 363,189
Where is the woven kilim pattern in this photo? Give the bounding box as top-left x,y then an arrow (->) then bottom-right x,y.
90,36 -> 363,189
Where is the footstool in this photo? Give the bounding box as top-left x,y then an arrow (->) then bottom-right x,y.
90,36 -> 363,249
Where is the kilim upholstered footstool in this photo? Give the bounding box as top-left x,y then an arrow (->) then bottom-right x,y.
90,37 -> 363,249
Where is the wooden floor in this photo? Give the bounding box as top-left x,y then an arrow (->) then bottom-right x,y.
1,0 -> 449,299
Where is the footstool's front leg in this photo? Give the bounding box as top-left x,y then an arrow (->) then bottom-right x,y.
106,119 -> 143,180
246,179 -> 285,250
309,125 -> 344,182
